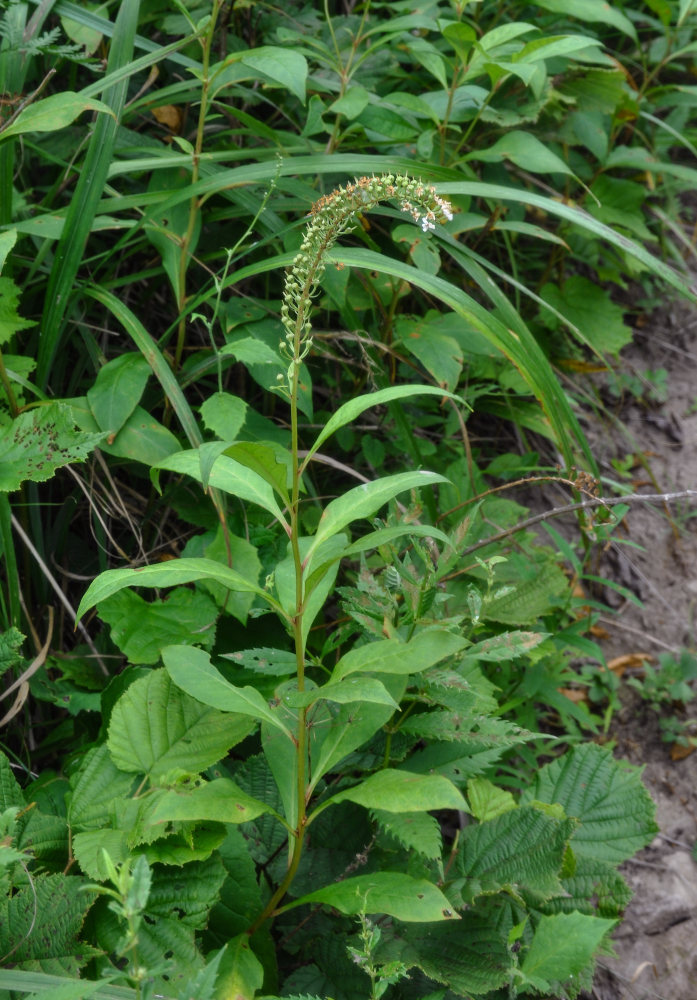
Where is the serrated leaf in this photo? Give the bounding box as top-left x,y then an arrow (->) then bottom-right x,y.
71,829 -> 129,881
0,874 -> 95,967
373,809 -> 442,859
540,276 -> 632,356
524,743 -> 658,864
0,403 -> 104,492
287,872 -> 459,922
0,277 -> 34,344
95,855 -> 226,977
326,769 -> 466,814
455,805 -> 575,904
401,915 -> 511,993
163,644 -> 291,735
67,744 -> 135,831
97,587 -> 218,664
107,669 -> 255,780
331,630 -> 467,681
200,391 -> 247,441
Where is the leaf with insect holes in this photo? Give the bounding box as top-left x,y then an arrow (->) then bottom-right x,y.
0,403 -> 105,493
285,872 -> 459,922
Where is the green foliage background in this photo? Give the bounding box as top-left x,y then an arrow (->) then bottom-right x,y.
0,0 -> 693,996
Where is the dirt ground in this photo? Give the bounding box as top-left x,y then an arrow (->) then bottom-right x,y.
572,295 -> 697,1000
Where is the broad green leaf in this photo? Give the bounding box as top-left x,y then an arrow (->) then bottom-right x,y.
401,916 -> 511,994
163,644 -> 292,736
97,586 -> 218,664
67,744 -> 135,831
84,287 -> 202,449
76,557 -> 278,624
324,769 -> 466,814
262,716 -> 299,829
467,778 -> 516,822
0,92 -> 113,141
239,46 -> 308,104
310,700 -> 398,791
200,391 -> 247,441
331,630 -> 467,682
224,440 -> 292,501
67,395 -> 180,465
72,829 -> 129,881
155,448 -> 288,527
0,277 -> 35,343
394,326 -> 462,391
198,528 -> 262,624
276,534 -> 346,644
87,352 -> 150,436
524,743 -> 657,864
304,385 -> 462,467
213,934 -> 264,1000
285,872 -> 459,922
0,403 -> 104,493
540,276 -> 632,356
520,912 -> 616,990
107,668 -> 255,780
145,778 -> 277,826
469,130 -> 575,177
306,471 -> 447,564
534,0 -> 637,39
222,647 -> 297,676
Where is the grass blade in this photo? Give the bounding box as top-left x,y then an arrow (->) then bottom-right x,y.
36,0 -> 140,388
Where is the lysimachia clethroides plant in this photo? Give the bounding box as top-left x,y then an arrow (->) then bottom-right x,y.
75,175 -> 656,997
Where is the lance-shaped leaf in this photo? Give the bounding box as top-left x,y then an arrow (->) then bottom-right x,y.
154,447 -> 289,528
0,92 -> 114,142
144,778 -> 280,827
304,471 -> 448,566
284,676 -> 399,710
163,644 -> 292,736
331,630 -> 467,682
76,556 -> 282,624
319,769 -> 466,816
303,385 -> 464,469
283,872 -> 459,922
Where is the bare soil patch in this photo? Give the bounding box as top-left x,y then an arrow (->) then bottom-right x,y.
577,295 -> 697,1000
